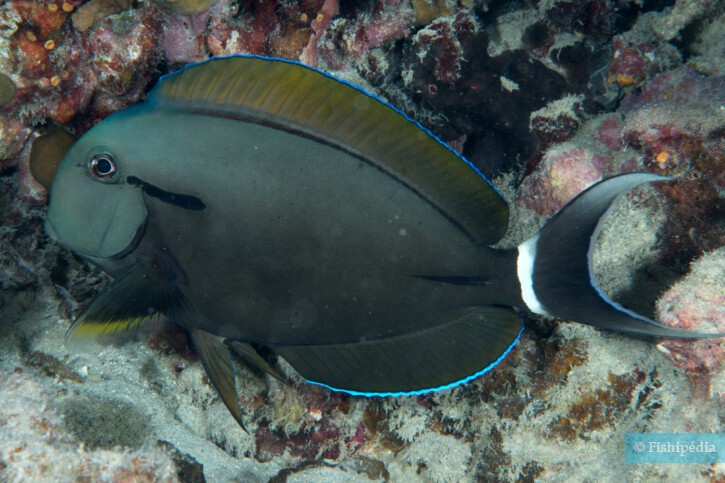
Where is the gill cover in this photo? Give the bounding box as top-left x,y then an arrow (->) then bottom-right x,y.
47,147 -> 147,260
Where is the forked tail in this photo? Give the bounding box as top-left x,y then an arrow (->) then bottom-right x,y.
517,173 -> 721,339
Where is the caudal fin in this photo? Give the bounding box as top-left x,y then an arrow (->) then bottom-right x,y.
517,173 -> 722,339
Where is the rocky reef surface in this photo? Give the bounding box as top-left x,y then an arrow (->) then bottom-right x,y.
1,0 -> 723,481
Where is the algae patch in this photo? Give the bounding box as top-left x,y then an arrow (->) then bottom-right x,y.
152,0 -> 219,14
60,396 -> 150,449
21,350 -> 84,383
0,74 -> 15,106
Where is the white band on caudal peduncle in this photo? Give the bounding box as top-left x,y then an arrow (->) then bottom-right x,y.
517,235 -> 550,316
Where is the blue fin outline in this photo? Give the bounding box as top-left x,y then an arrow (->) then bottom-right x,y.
150,53 -> 504,201
152,55 -> 521,396
301,326 -> 524,397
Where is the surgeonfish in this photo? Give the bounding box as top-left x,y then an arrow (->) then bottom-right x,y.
42,55 -> 722,431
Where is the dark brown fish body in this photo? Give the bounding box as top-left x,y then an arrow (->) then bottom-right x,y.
118,113 -> 517,344
43,56 -> 722,429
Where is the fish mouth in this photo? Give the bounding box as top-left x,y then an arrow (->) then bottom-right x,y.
46,217 -> 147,261
106,217 -> 147,260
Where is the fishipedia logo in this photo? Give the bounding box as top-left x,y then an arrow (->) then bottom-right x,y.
625,433 -> 724,464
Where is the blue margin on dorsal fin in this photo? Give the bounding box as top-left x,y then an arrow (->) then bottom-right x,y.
148,53 -> 503,198
146,54 -> 510,245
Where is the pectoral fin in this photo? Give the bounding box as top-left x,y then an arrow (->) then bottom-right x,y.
190,329 -> 247,432
65,260 -> 185,348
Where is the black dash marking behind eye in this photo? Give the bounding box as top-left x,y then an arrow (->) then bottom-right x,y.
127,176 -> 206,211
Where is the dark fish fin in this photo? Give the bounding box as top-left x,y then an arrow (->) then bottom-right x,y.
190,329 -> 247,433
226,340 -> 285,382
269,306 -> 522,396
148,55 -> 508,244
520,173 -> 724,339
413,275 -> 491,286
66,261 -> 183,348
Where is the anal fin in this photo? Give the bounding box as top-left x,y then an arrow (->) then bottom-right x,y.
190,329 -> 247,432
269,306 -> 523,396
226,340 -> 285,382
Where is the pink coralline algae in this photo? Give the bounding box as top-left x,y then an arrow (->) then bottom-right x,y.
15,33 -> 54,79
606,38 -> 681,87
0,116 -> 31,170
86,9 -> 161,117
334,0 -> 414,62
1,2 -> 160,127
619,66 -> 724,259
621,65 -> 724,112
0,2 -> 163,201
518,146 -> 604,217
656,248 -> 725,396
1,1 -> 67,115
410,11 -> 478,86
299,0 -> 337,67
207,1 -> 280,58
596,116 -> 624,152
161,10 -> 210,65
0,116 -> 41,203
44,36 -> 95,125
16,130 -> 47,203
206,1 -> 347,64
529,95 -> 586,149
252,384 -> 356,463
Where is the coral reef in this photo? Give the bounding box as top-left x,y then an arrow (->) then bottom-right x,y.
0,0 -> 723,481
72,0 -> 132,32
154,0 -> 219,16
86,9 -> 161,118
329,0 -> 414,63
518,145 -> 604,216
656,248 -> 725,397
0,116 -> 31,170
619,66 -> 724,262
529,94 -> 586,148
0,73 -> 16,106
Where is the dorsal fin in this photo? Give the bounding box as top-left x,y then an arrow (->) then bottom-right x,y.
147,55 -> 509,244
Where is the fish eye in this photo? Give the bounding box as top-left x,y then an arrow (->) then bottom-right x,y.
88,153 -> 117,182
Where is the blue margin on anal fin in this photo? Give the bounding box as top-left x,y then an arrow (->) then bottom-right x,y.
271,306 -> 524,397
302,326 -> 523,398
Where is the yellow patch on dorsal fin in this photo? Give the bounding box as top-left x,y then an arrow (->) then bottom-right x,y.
148,55 -> 509,244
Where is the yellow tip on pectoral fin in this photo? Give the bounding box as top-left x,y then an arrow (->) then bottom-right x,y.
65,260 -> 184,349
65,316 -> 158,348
